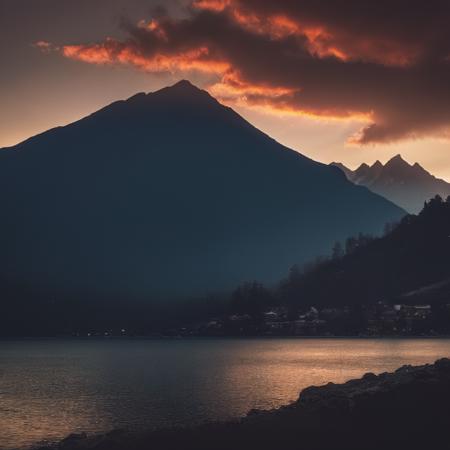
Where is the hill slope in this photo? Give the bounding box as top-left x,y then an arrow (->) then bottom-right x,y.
331,155 -> 450,213
280,196 -> 450,307
0,80 -> 404,301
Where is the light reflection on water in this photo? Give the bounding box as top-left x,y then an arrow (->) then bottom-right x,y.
1,338 -> 449,449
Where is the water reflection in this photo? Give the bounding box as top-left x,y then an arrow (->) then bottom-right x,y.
1,338 -> 449,449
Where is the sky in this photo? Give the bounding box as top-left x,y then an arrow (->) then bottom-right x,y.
1,0 -> 450,180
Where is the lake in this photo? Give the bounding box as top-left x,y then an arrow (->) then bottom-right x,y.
1,338 -> 449,449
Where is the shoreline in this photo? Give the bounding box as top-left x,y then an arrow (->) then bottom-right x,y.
33,357 -> 450,450
3,334 -> 450,341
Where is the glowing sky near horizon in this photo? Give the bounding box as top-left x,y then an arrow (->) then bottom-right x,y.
1,0 -> 450,179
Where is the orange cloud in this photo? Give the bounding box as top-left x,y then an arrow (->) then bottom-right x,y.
191,0 -> 231,12
63,43 -> 114,65
194,2 -> 351,62
210,72 -> 297,98
191,0 -> 417,66
62,41 -> 230,74
206,72 -> 372,124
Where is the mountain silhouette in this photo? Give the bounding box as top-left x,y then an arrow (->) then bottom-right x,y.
0,80 -> 404,301
331,155 -> 450,213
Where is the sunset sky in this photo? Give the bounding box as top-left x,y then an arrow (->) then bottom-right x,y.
2,0 -> 450,179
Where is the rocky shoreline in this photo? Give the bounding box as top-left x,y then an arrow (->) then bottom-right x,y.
35,358 -> 450,450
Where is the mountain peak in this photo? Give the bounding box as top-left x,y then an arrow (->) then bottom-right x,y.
126,80 -> 203,101
163,79 -> 211,98
99,79 -> 220,122
149,79 -> 219,108
372,160 -> 383,169
170,79 -> 200,91
357,162 -> 370,171
386,154 -> 410,167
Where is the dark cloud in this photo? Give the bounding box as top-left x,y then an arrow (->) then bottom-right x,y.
44,0 -> 450,143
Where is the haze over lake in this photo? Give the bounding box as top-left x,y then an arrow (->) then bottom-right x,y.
1,338 -> 449,449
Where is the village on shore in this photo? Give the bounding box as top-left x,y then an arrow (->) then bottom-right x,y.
174,302 -> 447,337
71,301 -> 450,338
